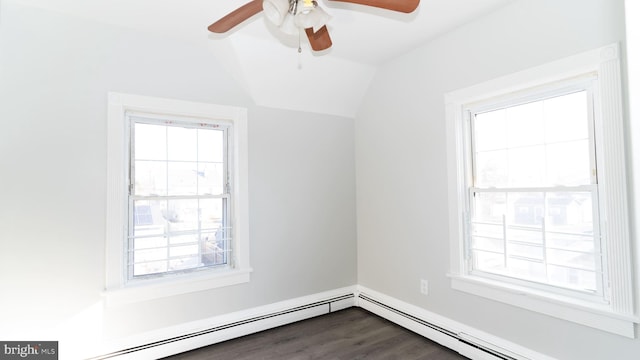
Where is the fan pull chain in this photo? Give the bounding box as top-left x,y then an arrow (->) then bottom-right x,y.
298,30 -> 303,69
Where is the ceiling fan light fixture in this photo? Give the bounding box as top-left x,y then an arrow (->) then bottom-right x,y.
295,5 -> 330,31
263,0 -> 290,26
297,0 -> 316,14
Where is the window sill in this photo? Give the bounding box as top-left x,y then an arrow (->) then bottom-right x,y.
103,267 -> 252,307
449,274 -> 638,338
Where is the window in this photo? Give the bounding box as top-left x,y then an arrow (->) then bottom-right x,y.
128,116 -> 231,279
467,84 -> 603,299
106,93 -> 251,305
445,44 -> 637,337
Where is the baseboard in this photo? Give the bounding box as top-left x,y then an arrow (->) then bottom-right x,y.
356,285 -> 557,360
89,286 -> 356,360
89,285 -> 555,360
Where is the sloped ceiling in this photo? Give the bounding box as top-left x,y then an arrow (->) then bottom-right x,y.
7,0 -> 515,117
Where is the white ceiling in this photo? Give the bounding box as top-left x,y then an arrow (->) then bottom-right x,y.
8,0 -> 516,117
11,0 -> 515,65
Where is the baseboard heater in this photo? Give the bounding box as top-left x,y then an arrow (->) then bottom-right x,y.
91,293 -> 354,360
93,291 -> 519,360
357,293 -> 517,360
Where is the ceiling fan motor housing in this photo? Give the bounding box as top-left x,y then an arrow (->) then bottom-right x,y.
264,0 -> 330,34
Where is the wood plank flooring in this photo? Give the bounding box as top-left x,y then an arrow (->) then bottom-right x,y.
164,308 -> 468,360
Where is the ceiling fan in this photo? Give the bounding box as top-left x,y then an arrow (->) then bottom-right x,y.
208,0 -> 420,52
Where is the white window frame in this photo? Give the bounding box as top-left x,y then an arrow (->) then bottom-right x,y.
127,114 -> 233,280
105,93 -> 251,306
466,79 -> 605,301
445,43 -> 638,337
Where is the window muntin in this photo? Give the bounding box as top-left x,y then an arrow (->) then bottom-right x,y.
128,116 -> 232,279
466,86 -> 605,298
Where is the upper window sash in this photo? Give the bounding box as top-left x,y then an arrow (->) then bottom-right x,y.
127,113 -> 233,197
465,78 -> 598,191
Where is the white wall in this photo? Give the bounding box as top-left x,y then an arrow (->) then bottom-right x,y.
356,0 -> 640,359
0,0 -> 357,349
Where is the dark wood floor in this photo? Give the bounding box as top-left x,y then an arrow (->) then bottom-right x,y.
164,307 -> 468,360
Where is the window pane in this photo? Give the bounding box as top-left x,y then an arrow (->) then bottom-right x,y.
170,244 -> 199,257
471,190 -> 599,293
201,198 -> 224,231
168,235 -> 200,272
168,126 -> 197,161
546,232 -> 594,253
473,192 -> 506,223
134,161 -> 167,196
133,200 -> 167,237
134,236 -> 166,250
472,236 -> 504,253
547,248 -> 595,271
133,203 -> 153,226
135,248 -> 167,262
544,91 -> 589,143
507,146 -> 545,187
169,257 -> 200,271
131,199 -> 230,277
473,91 -> 592,188
167,162 -> 198,196
474,109 -> 507,152
165,199 -> 199,232
202,229 -> 228,266
508,228 -> 542,245
472,222 -> 503,239
508,257 -> 546,280
198,129 -> 225,162
505,101 -> 545,148
509,243 -> 543,261
475,150 -> 507,188
473,251 -> 505,272
546,140 -> 591,186
546,192 -> 593,231
508,192 -> 544,226
134,261 -> 167,276
198,163 -> 224,195
547,265 -> 597,292
170,234 -> 198,245
135,123 -> 166,161
472,221 -> 504,254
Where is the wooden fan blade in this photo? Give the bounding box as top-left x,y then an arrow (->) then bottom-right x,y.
305,26 -> 333,51
208,0 -> 264,33
327,0 -> 419,13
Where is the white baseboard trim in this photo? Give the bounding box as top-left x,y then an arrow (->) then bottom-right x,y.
356,285 -> 557,360
89,285 -> 555,360
89,286 -> 356,360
